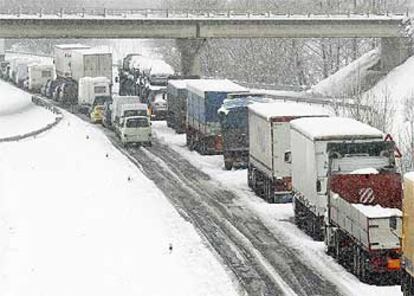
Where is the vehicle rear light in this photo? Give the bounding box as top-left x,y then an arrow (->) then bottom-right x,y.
387,258 -> 401,270
215,135 -> 223,151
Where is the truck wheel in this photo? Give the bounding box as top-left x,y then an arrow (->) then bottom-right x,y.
335,231 -> 342,262
264,178 -> 273,203
247,165 -> 253,188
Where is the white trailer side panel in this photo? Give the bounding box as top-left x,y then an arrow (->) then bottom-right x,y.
249,111 -> 273,177
28,65 -> 55,91
291,129 -> 320,215
272,122 -> 291,178
54,44 -> 90,77
71,52 -> 112,82
330,194 -> 402,250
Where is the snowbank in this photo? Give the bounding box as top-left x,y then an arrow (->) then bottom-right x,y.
0,111 -> 239,296
308,49 -> 381,98
361,55 -> 414,139
0,80 -> 57,139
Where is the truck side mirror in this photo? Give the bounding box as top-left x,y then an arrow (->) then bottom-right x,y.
316,180 -> 322,193
284,151 -> 292,164
389,216 -> 397,230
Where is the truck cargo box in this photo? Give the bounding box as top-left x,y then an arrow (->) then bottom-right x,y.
111,95 -> 140,125
167,79 -> 199,133
217,95 -> 272,170
54,44 -> 91,78
329,173 -> 402,251
71,49 -> 112,82
28,64 -> 55,92
78,76 -> 111,106
248,102 -> 330,202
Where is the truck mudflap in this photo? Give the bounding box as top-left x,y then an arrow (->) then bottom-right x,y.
329,173 -> 402,209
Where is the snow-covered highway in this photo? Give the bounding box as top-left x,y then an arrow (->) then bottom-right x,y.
0,81 -> 239,296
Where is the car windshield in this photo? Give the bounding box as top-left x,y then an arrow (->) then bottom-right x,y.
126,117 -> 149,128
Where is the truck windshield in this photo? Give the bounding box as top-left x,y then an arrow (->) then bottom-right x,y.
327,141 -> 396,174
124,110 -> 147,117
126,118 -> 149,128
94,96 -> 110,106
94,86 -> 107,94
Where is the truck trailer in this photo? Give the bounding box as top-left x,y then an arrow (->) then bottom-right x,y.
78,76 -> 111,122
53,44 -> 91,78
166,79 -> 200,133
70,49 -> 112,83
327,175 -> 402,284
290,117 -> 401,242
248,102 -> 330,203
27,64 -> 55,92
186,79 -> 247,155
217,93 -> 270,170
402,173 -> 414,295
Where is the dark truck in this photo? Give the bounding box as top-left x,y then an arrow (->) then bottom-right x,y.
217,93 -> 269,170
166,77 -> 200,133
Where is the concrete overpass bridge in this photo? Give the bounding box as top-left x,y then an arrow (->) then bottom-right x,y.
0,9 -> 410,74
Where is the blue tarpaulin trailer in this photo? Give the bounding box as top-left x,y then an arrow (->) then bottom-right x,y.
186,79 -> 246,155
218,94 -> 272,170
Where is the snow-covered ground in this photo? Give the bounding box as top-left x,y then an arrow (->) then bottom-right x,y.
0,83 -> 240,295
307,49 -> 381,98
361,55 -> 414,143
0,80 -> 56,139
152,121 -> 402,296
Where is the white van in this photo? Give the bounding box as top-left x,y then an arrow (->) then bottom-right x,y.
117,116 -> 152,147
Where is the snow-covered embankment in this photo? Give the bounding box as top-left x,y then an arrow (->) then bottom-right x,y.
0,80 -> 59,141
0,81 -> 239,295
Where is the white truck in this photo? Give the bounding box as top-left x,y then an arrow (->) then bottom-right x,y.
70,49 -> 112,83
78,76 -> 111,122
111,99 -> 151,147
290,117 -> 401,243
248,102 -> 330,203
11,59 -> 39,87
53,44 -> 91,78
111,96 -> 141,127
27,64 -> 55,92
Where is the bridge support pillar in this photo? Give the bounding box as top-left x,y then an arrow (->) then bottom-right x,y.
0,38 -> 5,61
380,37 -> 411,71
176,39 -> 206,76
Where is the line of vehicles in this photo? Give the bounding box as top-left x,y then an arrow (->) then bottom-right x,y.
1,45 -> 413,292
0,44 -> 175,147
163,76 -> 411,288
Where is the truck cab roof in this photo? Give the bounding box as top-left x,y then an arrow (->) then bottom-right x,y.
291,117 -> 384,141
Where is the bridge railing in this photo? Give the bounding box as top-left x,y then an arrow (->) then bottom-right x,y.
0,8 -> 409,19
